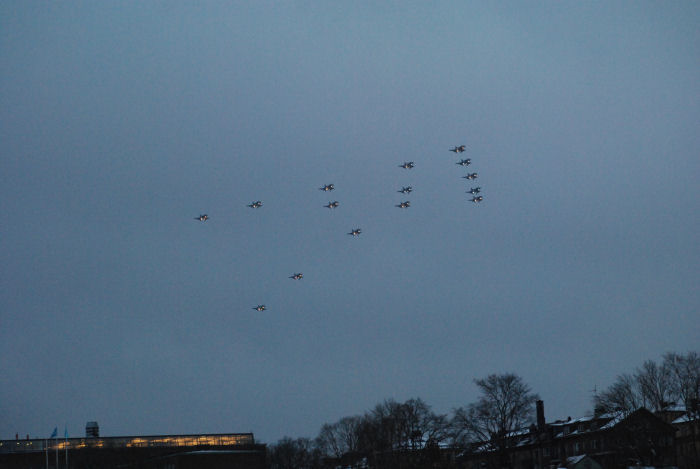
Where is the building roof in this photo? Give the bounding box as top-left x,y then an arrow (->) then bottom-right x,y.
466,407 -> 676,458
0,433 -> 257,454
567,454 -> 587,465
672,413 -> 698,424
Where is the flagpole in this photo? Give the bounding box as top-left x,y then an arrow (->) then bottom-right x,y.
48,427 -> 58,469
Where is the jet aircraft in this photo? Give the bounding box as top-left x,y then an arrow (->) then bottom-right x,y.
463,173 -> 478,180
399,162 -> 415,169
450,145 -> 466,153
456,159 -> 472,166
398,186 -> 413,194
247,201 -> 263,208
289,273 -> 303,280
320,184 -> 335,191
325,201 -> 340,209
467,187 -> 482,194
253,305 -> 266,311
348,228 -> 362,236
195,214 -> 209,221
396,201 -> 411,208
470,196 -> 484,203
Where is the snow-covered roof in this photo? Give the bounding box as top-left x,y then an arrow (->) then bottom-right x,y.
599,413 -> 626,430
549,415 -> 594,426
567,454 -> 587,465
672,413 -> 698,424
467,407 -> 676,456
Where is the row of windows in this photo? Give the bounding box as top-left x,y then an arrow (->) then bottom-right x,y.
540,439 -> 603,459
0,434 -> 254,453
124,435 -> 251,448
541,434 -> 676,460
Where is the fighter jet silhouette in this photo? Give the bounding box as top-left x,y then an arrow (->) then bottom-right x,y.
456,159 -> 472,166
195,214 -> 209,221
253,305 -> 267,311
470,196 -> 484,203
467,187 -> 482,194
319,184 -> 335,191
399,162 -> 415,169
289,273 -> 303,280
325,201 -> 340,209
463,173 -> 478,180
398,186 -> 413,194
450,145 -> 466,153
348,228 -> 362,237
396,201 -> 411,208
247,201 -> 263,208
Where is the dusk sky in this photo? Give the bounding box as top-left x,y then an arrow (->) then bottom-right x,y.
1,1 -> 698,444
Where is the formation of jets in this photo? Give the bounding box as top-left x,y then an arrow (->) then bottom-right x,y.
449,144 -> 484,204
195,141 -> 485,312
458,149 -> 483,204
392,142 -> 483,212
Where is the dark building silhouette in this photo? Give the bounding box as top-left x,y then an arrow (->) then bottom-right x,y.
0,431 -> 265,469
84,422 -> 99,439
459,404 -> 678,469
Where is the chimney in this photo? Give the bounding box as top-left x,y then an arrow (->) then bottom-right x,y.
536,400 -> 545,431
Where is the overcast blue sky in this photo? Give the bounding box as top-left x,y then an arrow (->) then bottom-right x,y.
1,1 -> 698,444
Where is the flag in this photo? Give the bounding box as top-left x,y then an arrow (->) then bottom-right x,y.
50,427 -> 57,439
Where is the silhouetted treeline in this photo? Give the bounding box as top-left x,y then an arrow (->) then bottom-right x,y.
593,351 -> 699,415
267,397 -> 457,469
266,351 -> 699,469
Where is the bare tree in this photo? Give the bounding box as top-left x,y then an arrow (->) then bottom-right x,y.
664,351 -> 700,468
268,437 -> 322,469
395,398 -> 450,451
316,422 -> 344,460
367,399 -> 403,453
316,416 -> 362,460
663,351 -> 700,409
596,353 -> 700,415
635,359 -> 674,410
453,373 -> 539,468
331,398 -> 452,468
595,373 -> 644,415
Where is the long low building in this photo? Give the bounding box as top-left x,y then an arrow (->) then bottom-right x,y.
0,432 -> 266,469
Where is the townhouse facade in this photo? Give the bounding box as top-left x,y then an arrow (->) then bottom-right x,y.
460,402 -> 679,469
